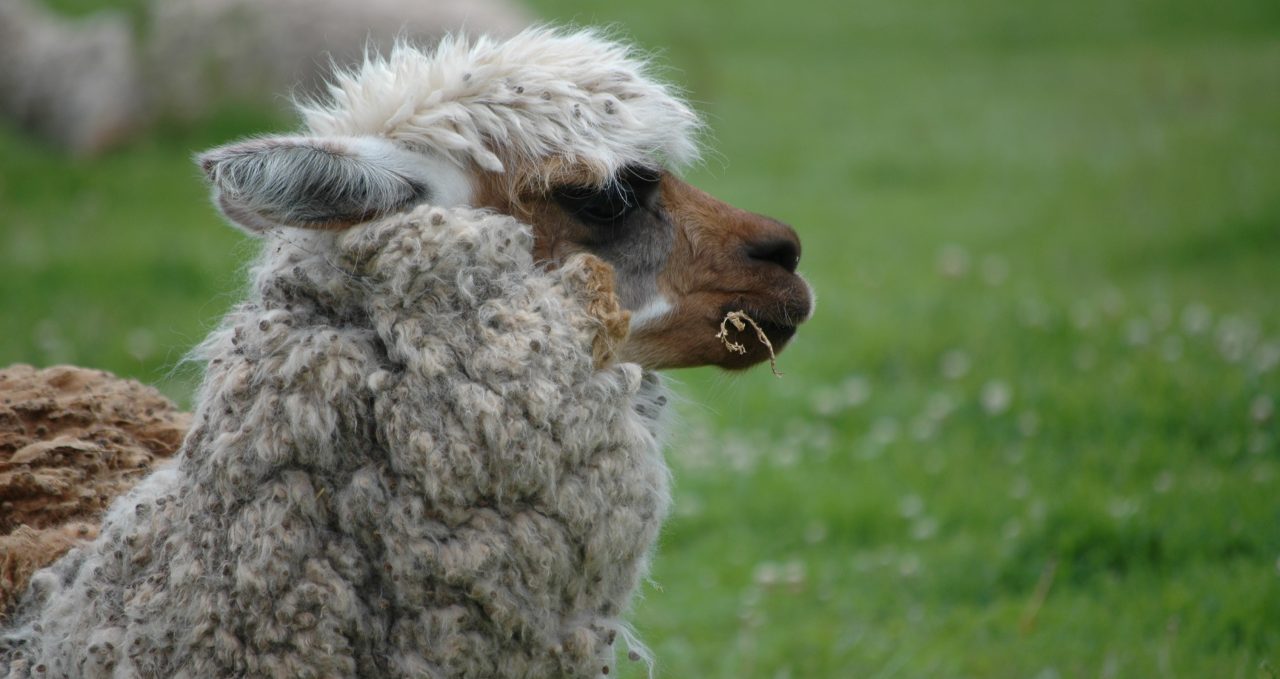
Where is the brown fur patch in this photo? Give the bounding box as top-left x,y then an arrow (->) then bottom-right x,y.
0,522 -> 98,620
0,365 -> 189,615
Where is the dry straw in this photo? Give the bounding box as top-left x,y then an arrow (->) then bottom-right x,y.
715,310 -> 783,377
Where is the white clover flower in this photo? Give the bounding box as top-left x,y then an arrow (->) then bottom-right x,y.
1181,302 -> 1212,335
981,380 -> 1013,415
898,494 -> 925,518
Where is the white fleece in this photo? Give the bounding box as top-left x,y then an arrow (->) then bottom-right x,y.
0,206 -> 671,678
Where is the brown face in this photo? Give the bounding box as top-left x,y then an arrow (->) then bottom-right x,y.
477,166 -> 813,371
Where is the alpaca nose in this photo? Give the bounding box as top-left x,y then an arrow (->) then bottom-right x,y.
744,227 -> 801,274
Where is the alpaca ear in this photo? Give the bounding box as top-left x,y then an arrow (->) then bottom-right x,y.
197,135 -> 471,233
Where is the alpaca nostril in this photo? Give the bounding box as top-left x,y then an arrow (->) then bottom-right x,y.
746,238 -> 800,274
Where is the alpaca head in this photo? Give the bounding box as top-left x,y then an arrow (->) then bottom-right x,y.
198,28 -> 812,371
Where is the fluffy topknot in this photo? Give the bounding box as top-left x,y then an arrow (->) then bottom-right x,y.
299,27 -> 702,183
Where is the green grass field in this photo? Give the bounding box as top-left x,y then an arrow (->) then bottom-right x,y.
3,0 -> 1279,676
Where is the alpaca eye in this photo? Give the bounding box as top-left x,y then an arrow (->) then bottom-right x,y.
556,183 -> 636,224
554,166 -> 661,227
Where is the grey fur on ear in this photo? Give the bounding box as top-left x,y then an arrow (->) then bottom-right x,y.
197,135 -> 471,233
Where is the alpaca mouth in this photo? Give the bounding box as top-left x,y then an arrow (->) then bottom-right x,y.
714,293 -> 810,370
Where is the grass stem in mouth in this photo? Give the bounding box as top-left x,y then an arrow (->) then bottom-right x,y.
715,310 -> 782,377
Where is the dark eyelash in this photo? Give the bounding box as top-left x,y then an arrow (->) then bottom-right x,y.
553,166 -> 661,226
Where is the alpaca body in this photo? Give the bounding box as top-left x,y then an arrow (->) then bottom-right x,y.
1,208 -> 669,678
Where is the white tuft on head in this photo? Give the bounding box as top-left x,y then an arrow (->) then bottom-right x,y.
299,27 -> 703,183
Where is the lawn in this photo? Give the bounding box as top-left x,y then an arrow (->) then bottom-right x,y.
3,0 -> 1279,676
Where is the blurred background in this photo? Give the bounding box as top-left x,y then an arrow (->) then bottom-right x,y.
1,0 -> 1278,676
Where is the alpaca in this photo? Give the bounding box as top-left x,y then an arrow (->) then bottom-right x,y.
0,28 -> 812,678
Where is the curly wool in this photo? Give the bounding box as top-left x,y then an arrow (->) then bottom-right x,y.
0,206 -> 671,678
300,27 -> 702,181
